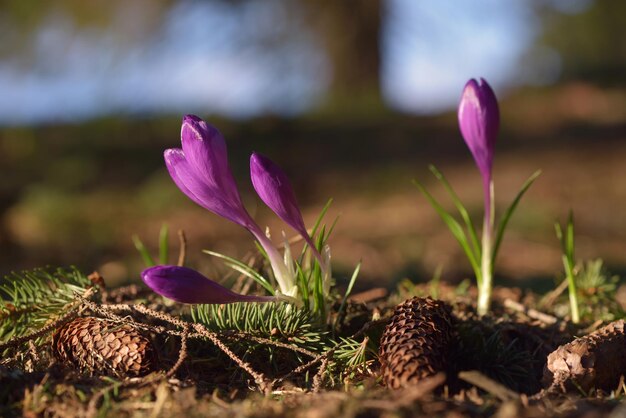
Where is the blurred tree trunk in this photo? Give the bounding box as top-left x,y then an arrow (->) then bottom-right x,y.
303,0 -> 385,112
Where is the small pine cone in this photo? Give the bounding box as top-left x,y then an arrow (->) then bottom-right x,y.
379,297 -> 454,389
544,319 -> 626,392
53,317 -> 156,377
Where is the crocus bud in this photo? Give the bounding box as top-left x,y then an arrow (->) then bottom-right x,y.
250,152 -> 322,264
164,115 -> 254,228
141,265 -> 275,304
458,78 -> 500,182
250,153 -> 308,236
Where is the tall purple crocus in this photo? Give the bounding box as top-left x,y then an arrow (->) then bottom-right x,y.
458,78 -> 500,223
250,152 -> 324,267
142,265 -> 275,304
458,78 -> 500,316
164,115 -> 295,297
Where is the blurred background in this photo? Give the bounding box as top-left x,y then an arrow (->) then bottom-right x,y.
0,0 -> 625,290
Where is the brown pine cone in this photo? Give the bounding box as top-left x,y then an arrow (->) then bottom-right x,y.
544,319 -> 626,392
53,317 -> 156,377
379,297 -> 454,389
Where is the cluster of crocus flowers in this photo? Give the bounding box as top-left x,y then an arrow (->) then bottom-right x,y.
142,115 -> 330,305
458,78 -> 500,316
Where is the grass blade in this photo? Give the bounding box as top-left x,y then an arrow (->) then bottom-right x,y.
491,170 -> 541,267
429,165 -> 481,260
159,223 -> 169,265
311,198 -> 333,239
334,262 -> 361,330
299,199 -> 336,261
203,249 -> 274,294
132,235 -> 156,267
566,211 -> 575,259
414,180 -> 482,284
295,263 -> 310,311
555,212 -> 580,323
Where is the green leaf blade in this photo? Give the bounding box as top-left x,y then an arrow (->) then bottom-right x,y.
159,223 -> 169,265
428,165 -> 481,260
413,179 -> 482,284
132,235 -> 156,267
491,170 -> 541,267
203,249 -> 275,295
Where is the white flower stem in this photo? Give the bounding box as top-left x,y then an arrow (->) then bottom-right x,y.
477,180 -> 494,316
478,224 -> 492,316
248,225 -> 296,297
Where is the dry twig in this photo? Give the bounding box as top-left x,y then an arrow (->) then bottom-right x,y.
166,325 -> 189,378
458,370 -> 519,402
177,229 -> 187,267
541,279 -> 569,309
504,298 -> 559,326
360,373 -> 446,411
313,355 -> 331,393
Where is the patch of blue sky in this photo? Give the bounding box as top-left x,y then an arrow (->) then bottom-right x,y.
0,0 -> 588,125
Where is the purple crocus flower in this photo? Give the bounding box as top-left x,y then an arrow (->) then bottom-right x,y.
163,115 -> 295,297
458,78 -> 500,316
141,265 -> 275,304
458,78 -> 500,223
164,115 -> 254,228
458,79 -> 499,177
250,152 -> 323,265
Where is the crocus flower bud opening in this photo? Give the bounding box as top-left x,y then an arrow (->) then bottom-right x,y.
458,78 -> 500,185
250,152 -> 308,238
250,152 -> 324,267
141,265 -> 276,304
164,115 -> 254,228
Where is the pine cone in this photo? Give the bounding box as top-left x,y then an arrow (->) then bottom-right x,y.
379,297 -> 454,389
544,319 -> 626,392
53,317 -> 156,377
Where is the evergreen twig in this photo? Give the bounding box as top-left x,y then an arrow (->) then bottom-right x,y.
0,307 -> 80,352
0,285 -> 96,352
0,267 -> 93,343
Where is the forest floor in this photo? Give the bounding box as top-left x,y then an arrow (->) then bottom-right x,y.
3,278 -> 626,418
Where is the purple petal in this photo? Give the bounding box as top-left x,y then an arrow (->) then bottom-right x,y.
164,116 -> 255,228
164,148 -> 252,227
458,78 -> 500,180
163,149 -> 207,209
250,152 -> 309,239
141,265 -> 275,304
180,115 -> 229,191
